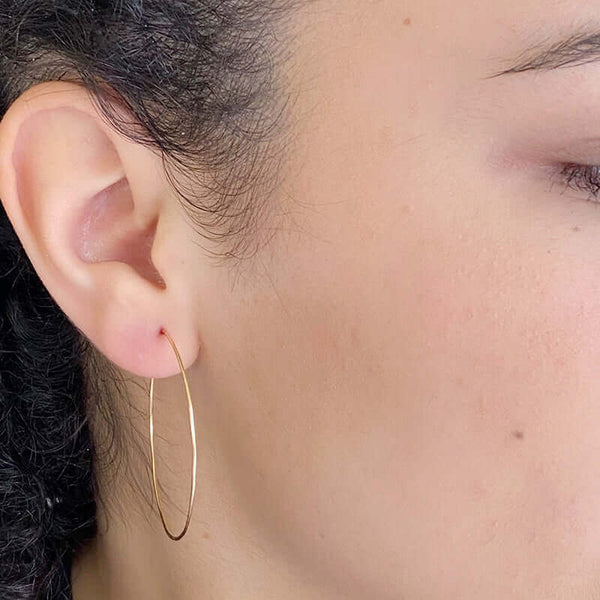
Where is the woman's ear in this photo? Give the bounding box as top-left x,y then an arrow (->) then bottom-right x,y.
0,81 -> 201,378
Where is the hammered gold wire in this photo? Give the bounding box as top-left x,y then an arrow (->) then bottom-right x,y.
149,328 -> 197,541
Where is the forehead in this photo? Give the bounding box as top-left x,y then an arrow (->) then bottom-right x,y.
285,0 -> 600,139
297,0 -> 598,75
282,0 -> 600,202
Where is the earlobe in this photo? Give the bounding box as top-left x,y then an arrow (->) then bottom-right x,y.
0,81 -> 201,379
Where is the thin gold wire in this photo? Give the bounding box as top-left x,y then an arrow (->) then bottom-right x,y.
149,327 -> 198,541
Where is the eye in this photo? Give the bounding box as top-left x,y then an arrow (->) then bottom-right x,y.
557,163 -> 600,201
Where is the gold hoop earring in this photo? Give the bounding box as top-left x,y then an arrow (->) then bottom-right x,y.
149,327 -> 198,541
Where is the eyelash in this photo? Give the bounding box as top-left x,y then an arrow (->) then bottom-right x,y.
558,163 -> 600,201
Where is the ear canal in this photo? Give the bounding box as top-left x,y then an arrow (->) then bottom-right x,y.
75,177 -> 165,288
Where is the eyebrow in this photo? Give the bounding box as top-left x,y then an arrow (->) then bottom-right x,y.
490,30 -> 600,77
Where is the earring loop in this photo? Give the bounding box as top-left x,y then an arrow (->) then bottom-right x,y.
149,327 -> 198,541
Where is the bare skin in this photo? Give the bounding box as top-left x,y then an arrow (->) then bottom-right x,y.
3,1 -> 600,598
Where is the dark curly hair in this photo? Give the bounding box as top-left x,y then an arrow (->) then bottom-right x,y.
0,1 -> 302,598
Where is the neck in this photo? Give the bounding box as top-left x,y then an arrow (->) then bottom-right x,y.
69,369 -> 343,600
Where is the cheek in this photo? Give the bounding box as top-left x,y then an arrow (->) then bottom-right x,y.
204,157 -> 600,597
396,181 -> 600,590
201,103 -> 600,596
